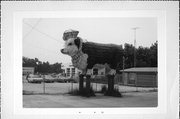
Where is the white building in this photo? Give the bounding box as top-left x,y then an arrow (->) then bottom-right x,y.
62,63 -> 81,78
62,63 -> 106,79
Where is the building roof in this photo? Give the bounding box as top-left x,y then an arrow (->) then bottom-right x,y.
93,64 -> 106,70
23,67 -> 35,69
120,67 -> 157,73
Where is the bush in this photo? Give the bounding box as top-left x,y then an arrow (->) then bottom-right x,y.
99,85 -> 122,97
68,87 -> 96,97
101,85 -> 107,93
104,87 -> 122,97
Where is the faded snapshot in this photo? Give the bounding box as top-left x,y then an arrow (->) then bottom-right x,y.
23,18 -> 157,108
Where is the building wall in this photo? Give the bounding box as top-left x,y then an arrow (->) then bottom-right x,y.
62,64 -> 80,78
123,73 -> 128,85
123,72 -> 157,87
92,68 -> 105,76
136,72 -> 157,87
23,67 -> 35,75
128,73 -> 137,85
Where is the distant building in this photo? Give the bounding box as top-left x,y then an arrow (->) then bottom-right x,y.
91,64 -> 106,77
119,67 -> 157,87
62,63 -> 81,78
92,67 -> 105,76
23,67 -> 35,75
62,63 -> 107,78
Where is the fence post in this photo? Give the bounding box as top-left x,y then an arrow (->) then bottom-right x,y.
71,82 -> 73,92
43,75 -> 45,94
135,74 -> 138,92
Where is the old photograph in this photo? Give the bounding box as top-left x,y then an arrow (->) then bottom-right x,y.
22,17 -> 158,108
2,1 -> 179,119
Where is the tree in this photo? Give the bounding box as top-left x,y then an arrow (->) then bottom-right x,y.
123,43 -> 134,68
136,46 -> 150,67
23,57 -> 63,74
123,41 -> 157,68
149,41 -> 157,67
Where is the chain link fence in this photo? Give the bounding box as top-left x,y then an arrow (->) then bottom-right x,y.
23,74 -> 157,95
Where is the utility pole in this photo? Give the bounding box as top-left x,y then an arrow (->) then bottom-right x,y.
132,27 -> 140,67
132,27 -> 140,92
122,56 -> 125,85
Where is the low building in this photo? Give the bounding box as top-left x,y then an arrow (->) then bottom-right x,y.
92,64 -> 106,76
120,67 -> 157,87
62,63 -> 81,78
62,63 -> 107,79
23,67 -> 35,75
92,67 -> 105,76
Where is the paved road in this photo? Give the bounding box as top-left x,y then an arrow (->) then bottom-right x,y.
23,82 -> 157,108
23,92 -> 157,108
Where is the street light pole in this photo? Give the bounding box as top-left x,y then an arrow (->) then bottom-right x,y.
132,27 -> 140,92
132,27 -> 140,68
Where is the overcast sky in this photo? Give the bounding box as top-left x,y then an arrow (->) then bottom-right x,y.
23,18 -> 157,64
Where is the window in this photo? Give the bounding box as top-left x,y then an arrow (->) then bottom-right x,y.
67,68 -> 70,76
72,68 -> 75,76
93,68 -> 98,75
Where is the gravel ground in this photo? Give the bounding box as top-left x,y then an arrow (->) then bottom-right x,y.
23,82 -> 157,108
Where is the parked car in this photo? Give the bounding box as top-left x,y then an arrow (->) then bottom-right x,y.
44,75 -> 56,83
55,76 -> 65,83
27,74 -> 43,83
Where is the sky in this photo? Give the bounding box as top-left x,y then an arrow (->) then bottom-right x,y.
23,18 -> 157,64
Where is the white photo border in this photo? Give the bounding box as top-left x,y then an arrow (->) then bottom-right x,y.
14,10 -> 165,115
1,1 -> 179,119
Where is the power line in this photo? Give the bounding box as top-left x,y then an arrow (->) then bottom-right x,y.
23,21 -> 63,44
23,19 -> 42,40
24,42 -> 59,55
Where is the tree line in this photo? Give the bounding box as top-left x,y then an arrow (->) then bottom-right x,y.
123,41 -> 157,69
23,41 -> 157,74
23,57 -> 63,74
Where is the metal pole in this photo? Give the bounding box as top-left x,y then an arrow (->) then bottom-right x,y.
136,77 -> 138,92
71,82 -> 73,92
134,33 -> 136,68
132,27 -> 140,91
43,75 -> 45,94
122,56 -> 125,85
132,27 -> 140,68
